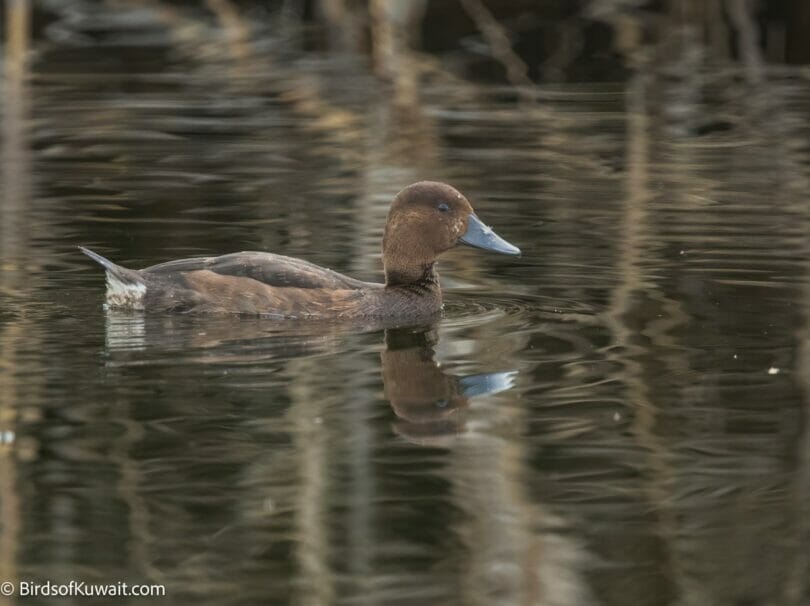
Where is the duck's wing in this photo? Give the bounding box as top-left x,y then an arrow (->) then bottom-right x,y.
143,251 -> 371,290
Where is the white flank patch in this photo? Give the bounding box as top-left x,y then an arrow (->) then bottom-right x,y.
105,272 -> 146,310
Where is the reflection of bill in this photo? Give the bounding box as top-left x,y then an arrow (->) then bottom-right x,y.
382,328 -> 516,446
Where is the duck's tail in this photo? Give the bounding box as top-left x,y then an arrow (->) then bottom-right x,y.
79,246 -> 146,309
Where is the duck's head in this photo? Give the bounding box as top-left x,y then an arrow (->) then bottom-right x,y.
382,181 -> 520,286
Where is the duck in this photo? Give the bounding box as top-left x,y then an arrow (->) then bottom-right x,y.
80,181 -> 520,320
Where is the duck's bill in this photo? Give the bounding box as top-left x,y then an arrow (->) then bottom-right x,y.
460,214 -> 521,255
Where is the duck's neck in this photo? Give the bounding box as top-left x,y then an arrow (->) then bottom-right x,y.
384,261 -> 439,292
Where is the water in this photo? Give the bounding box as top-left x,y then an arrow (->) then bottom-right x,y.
1,2 -> 809,605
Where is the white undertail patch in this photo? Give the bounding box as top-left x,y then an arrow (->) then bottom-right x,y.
105,271 -> 146,310
80,247 -> 146,310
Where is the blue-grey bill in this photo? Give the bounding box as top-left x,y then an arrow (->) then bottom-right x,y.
459,214 -> 521,255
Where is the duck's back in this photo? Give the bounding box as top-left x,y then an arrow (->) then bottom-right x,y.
144,251 -> 369,291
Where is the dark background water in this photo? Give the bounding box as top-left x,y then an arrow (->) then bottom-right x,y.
1,1 -> 809,605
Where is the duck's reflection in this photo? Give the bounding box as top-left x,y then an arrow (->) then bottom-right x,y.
382,328 -> 516,445
104,313 -> 517,444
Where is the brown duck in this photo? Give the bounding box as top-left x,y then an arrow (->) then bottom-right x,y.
80,181 -> 520,320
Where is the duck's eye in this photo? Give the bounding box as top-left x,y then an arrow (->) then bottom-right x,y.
437,202 -> 450,213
